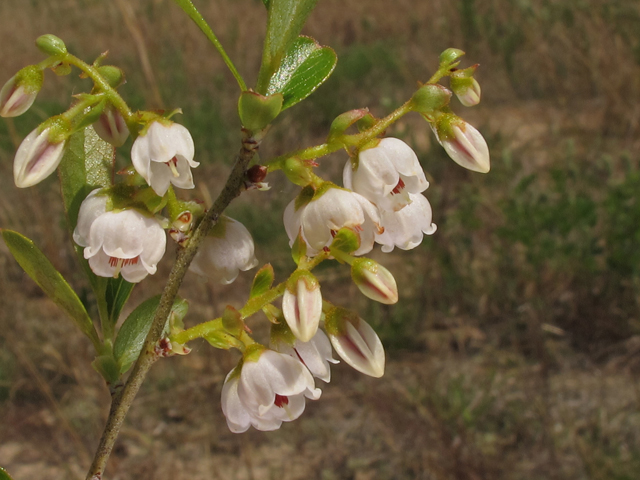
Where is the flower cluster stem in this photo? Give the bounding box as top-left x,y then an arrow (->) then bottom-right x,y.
84,129 -> 259,480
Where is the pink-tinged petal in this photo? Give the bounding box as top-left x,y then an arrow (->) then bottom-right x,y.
282,274 -> 322,342
294,330 -> 338,383
89,210 -> 146,259
93,108 -> 129,147
221,373 -> 252,433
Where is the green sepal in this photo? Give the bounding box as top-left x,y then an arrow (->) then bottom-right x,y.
91,352 -> 120,384
238,91 -> 283,131
250,264 -> 275,298
0,467 -> 15,480
256,0 -> 320,93
204,331 -> 245,350
329,227 -> 361,256
327,108 -> 369,145
222,305 -> 244,338
291,232 -> 307,266
1,229 -> 100,349
266,36 -> 337,110
294,184 -> 315,211
282,156 -> 314,186
113,295 -> 188,373
72,99 -> 107,132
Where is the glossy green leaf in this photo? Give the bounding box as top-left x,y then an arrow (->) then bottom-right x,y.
59,126 -> 113,231
256,0 -> 319,93
250,264 -> 275,298
0,467 -> 15,480
114,296 -> 188,373
267,36 -> 337,109
1,230 -> 100,348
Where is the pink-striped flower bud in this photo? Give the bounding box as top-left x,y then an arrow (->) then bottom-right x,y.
0,66 -> 44,118
450,65 -> 481,107
93,105 -> 129,147
282,270 -> 323,342
13,126 -> 67,188
432,115 -> 490,173
351,258 -> 398,305
324,307 -> 385,378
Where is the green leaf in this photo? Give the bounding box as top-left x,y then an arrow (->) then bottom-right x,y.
59,126 -> 113,231
114,296 -> 188,373
0,467 -> 15,480
261,0 -> 270,7
267,36 -> 337,109
238,91 -> 283,131
250,264 -> 275,298
256,0 -> 320,93
1,230 -> 100,349
105,277 -> 135,325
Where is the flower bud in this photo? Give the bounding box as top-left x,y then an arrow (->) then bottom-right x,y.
351,258 -> 398,305
0,66 -> 44,117
13,127 -> 67,188
324,307 -> 385,378
439,48 -> 465,68
410,84 -> 451,114
238,91 -> 283,131
35,34 -> 68,57
282,270 -> 323,342
97,65 -> 125,88
93,105 -> 129,147
431,114 -> 490,173
450,66 -> 481,107
282,157 -> 315,186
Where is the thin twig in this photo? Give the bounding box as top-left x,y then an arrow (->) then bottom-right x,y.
85,129 -> 259,480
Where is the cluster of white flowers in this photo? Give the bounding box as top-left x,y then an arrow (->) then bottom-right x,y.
228,133 -> 488,434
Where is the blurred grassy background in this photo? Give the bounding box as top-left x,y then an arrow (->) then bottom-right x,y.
1,0 -> 640,479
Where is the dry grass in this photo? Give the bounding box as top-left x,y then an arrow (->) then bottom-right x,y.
1,0 -> 640,479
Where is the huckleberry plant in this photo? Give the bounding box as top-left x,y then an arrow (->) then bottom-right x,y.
0,1 -> 490,478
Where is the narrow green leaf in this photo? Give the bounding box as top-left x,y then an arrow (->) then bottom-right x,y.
106,277 -> 135,325
250,264 -> 275,298
256,0 -> 319,93
1,230 -> 100,349
261,0 -> 270,7
114,296 -> 188,373
0,467 -> 15,480
267,36 -> 337,109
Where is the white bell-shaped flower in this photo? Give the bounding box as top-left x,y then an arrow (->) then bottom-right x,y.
131,120 -> 199,196
189,216 -> 259,285
271,324 -> 339,383
13,127 -> 66,188
73,189 -> 167,283
282,271 -> 323,342
375,193 -> 437,252
433,120 -> 490,173
221,346 -> 321,433
344,138 -> 429,212
325,309 -> 385,378
283,185 -> 382,257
